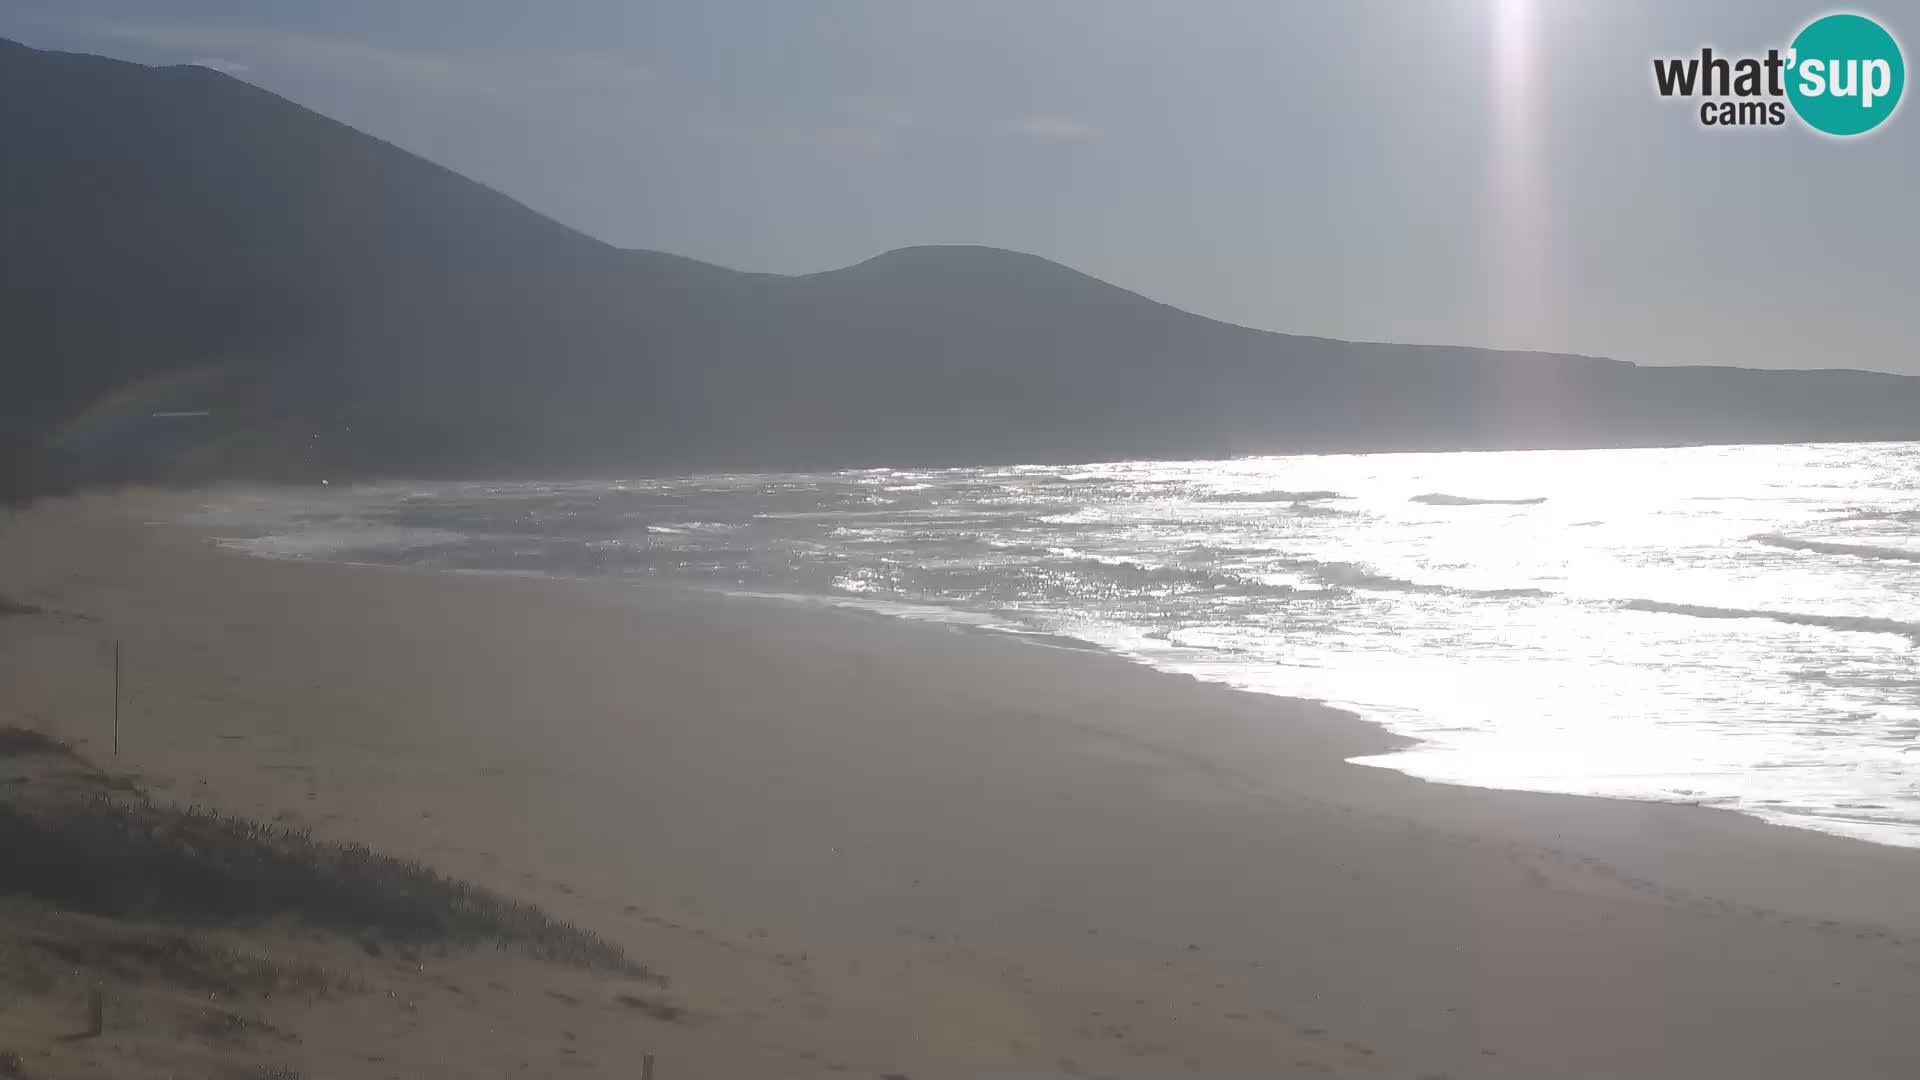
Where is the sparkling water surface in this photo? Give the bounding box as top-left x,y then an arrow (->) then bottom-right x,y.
193,442 -> 1920,846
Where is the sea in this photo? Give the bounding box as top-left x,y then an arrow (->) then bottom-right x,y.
190,441 -> 1920,847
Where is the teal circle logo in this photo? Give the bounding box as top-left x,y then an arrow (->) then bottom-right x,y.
1786,13 -> 1905,135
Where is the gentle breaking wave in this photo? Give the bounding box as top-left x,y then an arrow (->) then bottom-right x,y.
1045,558 -> 1301,598
1211,489 -> 1346,503
1621,599 -> 1920,642
1296,560 -> 1550,598
1833,508 -> 1920,523
1411,493 -> 1548,506
1752,534 -> 1920,563
190,440 -> 1920,848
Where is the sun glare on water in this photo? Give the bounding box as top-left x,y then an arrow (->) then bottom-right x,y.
194,442 -> 1920,846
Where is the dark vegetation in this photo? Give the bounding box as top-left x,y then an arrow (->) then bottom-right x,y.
16,922 -> 341,1000
6,36 -> 1920,498
614,992 -> 686,1023
0,729 -> 651,978
0,728 -> 68,757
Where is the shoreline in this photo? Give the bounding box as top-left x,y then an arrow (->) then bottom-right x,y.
196,498 -> 1920,853
9,490 -> 1920,1076
701,584 -> 1920,851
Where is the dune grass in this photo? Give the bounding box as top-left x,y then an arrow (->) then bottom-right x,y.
0,727 -> 71,758
0,728 -> 653,979
0,593 -> 43,617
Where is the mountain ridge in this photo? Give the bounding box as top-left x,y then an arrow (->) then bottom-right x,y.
5,35 -> 1920,496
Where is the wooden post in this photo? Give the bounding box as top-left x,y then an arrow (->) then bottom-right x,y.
86,988 -> 104,1037
641,1052 -> 655,1080
112,640 -> 120,756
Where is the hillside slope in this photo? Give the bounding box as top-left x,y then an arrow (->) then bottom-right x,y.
5,37 -> 1919,487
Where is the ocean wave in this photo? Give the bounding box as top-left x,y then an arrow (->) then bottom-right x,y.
220,525 -> 472,559
1411,493 -> 1548,506
1751,534 -> 1920,564
1304,561 -> 1445,593
1791,669 -> 1920,689
1039,557 -> 1304,599
1621,599 -> 1920,642
1290,561 -> 1550,599
1211,489 -> 1346,503
984,540 -> 1059,556
1833,509 -> 1920,524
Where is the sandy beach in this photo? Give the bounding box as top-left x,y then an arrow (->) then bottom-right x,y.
6,490 -> 1920,1078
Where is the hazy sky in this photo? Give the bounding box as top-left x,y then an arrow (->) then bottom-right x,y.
5,0 -> 1915,373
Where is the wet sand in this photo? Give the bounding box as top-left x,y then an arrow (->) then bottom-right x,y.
5,490 -> 1920,1078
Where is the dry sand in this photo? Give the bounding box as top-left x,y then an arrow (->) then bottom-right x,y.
5,490 -> 1920,1078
